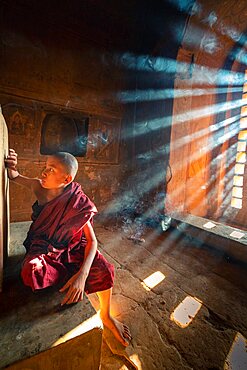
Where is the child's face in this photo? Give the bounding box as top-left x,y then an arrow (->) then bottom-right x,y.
40,156 -> 69,189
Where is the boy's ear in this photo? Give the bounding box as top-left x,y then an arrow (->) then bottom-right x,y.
65,174 -> 73,184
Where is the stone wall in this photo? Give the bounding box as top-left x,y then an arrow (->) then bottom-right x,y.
0,1 -> 132,222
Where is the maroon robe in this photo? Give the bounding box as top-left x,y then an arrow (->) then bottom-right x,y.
21,182 -> 114,293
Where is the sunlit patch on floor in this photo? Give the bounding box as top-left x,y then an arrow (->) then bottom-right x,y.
119,353 -> 142,370
141,271 -> 166,291
170,296 -> 202,328
129,353 -> 142,369
203,221 -> 216,229
51,312 -> 103,347
224,332 -> 247,370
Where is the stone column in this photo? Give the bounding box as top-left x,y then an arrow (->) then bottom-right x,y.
0,106 -> 9,291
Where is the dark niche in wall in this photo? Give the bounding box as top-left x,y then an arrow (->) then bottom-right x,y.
40,113 -> 89,156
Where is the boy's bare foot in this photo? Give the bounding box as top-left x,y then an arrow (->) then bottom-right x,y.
101,315 -> 132,347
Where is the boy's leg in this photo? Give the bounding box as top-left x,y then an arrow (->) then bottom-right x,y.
96,288 -> 132,347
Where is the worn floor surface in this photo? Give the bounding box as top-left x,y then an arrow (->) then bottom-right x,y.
2,222 -> 247,369
94,224 -> 247,370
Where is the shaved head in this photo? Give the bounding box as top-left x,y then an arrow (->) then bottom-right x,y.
51,152 -> 78,180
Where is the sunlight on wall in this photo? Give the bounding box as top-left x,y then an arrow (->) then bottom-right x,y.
51,313 -> 103,347
224,332 -> 247,369
141,271 -> 166,291
170,296 -> 202,328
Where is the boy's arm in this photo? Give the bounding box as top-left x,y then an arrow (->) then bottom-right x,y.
9,173 -> 40,189
79,221 -> 98,276
5,148 -> 40,189
60,220 -> 98,305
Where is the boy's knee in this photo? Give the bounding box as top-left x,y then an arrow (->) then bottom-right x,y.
21,255 -> 44,288
22,256 -> 44,273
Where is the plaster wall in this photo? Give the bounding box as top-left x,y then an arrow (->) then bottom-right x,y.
0,2 -> 131,222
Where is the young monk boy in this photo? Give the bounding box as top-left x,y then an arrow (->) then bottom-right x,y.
5,148 -> 131,346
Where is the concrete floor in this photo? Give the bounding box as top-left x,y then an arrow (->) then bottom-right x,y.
94,224 -> 247,370
2,222 -> 247,369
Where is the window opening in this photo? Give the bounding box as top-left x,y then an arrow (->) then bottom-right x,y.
231,71 -> 247,209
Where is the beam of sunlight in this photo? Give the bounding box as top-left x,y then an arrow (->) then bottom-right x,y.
117,52 -> 245,86
169,1 -> 245,47
141,198 -> 166,221
222,166 -> 243,211
163,115 -> 239,166
173,98 -> 245,127
108,116 -> 239,221
168,131 -> 239,199
171,115 -> 240,154
232,45 -> 247,65
220,24 -> 244,44
117,86 -> 243,103
122,99 -> 243,142
104,168 -> 165,215
167,144 -> 238,214
170,296 -> 202,328
175,116 -> 239,170
123,187 -> 193,258
51,313 -> 103,347
135,101 -> 243,155
106,107 -> 243,234
177,1 -> 243,45
141,271 -> 166,291
224,332 -> 247,370
184,154 -> 236,212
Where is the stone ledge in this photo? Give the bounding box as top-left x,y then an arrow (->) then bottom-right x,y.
6,328 -> 102,370
1,221 -> 101,369
170,213 -> 247,264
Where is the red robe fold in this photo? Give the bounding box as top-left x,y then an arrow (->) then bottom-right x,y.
21,182 -> 114,293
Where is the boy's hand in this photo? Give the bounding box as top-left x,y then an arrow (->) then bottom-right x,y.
5,149 -> 19,180
59,270 -> 87,305
5,148 -> 18,169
